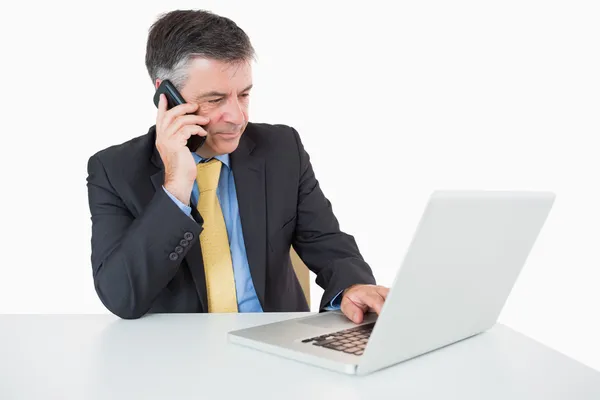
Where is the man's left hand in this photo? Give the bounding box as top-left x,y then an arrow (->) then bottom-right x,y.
340,284 -> 390,324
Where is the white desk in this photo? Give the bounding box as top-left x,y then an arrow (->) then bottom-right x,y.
1,313 -> 599,399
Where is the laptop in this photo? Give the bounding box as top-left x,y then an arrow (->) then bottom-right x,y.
228,190 -> 556,375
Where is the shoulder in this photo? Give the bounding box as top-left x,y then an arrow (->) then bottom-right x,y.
245,121 -> 298,139
243,121 -> 303,153
87,126 -> 156,179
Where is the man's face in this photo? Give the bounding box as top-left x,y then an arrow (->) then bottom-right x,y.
177,57 -> 252,156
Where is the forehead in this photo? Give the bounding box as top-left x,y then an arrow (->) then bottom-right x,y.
184,57 -> 252,91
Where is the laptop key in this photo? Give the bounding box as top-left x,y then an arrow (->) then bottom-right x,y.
313,339 -> 337,346
344,347 -> 360,354
354,350 -> 364,355
323,344 -> 345,351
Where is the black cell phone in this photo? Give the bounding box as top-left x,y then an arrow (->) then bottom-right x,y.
153,79 -> 206,152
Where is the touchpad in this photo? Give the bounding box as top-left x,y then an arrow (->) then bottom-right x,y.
297,312 -> 349,328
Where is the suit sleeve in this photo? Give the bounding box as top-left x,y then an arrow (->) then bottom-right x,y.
86,154 -> 202,319
289,127 -> 376,311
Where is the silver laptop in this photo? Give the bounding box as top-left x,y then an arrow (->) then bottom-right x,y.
228,190 -> 556,375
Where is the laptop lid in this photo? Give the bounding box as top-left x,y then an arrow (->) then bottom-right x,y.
357,190 -> 555,375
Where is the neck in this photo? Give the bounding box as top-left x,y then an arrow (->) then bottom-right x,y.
196,147 -> 220,159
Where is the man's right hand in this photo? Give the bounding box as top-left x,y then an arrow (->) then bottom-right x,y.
155,94 -> 210,205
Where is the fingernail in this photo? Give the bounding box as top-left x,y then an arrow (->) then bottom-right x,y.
353,313 -> 358,322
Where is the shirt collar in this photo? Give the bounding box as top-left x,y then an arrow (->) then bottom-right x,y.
191,152 -> 230,168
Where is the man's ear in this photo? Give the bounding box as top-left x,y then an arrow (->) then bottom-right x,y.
155,79 -> 162,90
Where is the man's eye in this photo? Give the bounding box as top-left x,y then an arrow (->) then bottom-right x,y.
208,98 -> 222,104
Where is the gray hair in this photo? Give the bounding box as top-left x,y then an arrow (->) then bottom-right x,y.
145,9 -> 256,90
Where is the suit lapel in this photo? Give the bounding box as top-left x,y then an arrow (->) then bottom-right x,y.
150,169 -> 164,192
230,125 -> 267,308
149,126 -> 208,312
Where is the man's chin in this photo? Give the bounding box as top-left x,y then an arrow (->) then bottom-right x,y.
208,136 -> 242,155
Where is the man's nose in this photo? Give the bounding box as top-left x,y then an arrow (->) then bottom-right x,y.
223,97 -> 246,126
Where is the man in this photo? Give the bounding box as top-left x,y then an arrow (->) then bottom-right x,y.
86,9 -> 388,321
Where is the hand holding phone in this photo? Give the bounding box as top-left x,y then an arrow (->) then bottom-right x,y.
154,80 -> 207,152
154,80 -> 210,205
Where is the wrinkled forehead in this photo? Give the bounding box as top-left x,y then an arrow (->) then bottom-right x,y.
182,57 -> 253,96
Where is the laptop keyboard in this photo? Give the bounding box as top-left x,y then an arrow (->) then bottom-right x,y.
301,322 -> 375,356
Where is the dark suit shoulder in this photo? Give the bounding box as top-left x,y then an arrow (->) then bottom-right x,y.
87,127 -> 156,178
244,121 -> 301,153
90,126 -> 154,164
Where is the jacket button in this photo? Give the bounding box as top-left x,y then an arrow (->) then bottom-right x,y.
184,232 -> 194,241
175,246 -> 184,254
179,239 -> 189,247
169,252 -> 178,261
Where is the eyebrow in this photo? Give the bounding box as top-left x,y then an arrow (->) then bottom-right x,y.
194,84 -> 253,101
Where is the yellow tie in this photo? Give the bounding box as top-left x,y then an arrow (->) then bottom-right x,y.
195,159 -> 238,313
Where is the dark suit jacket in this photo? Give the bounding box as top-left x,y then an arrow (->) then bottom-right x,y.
86,122 -> 376,319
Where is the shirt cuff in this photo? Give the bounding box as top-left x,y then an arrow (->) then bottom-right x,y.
324,289 -> 344,311
163,186 -> 192,217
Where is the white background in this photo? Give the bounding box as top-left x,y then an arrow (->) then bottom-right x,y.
0,0 -> 598,371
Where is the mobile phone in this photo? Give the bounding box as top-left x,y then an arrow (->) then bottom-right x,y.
153,79 -> 206,152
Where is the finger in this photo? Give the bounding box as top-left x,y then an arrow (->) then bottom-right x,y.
357,291 -> 385,315
375,286 -> 390,300
175,124 -> 207,142
165,114 -> 210,138
341,296 -> 366,324
158,94 -> 167,113
156,94 -> 167,129
160,103 -> 200,132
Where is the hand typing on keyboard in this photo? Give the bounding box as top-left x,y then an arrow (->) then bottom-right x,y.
339,284 -> 389,324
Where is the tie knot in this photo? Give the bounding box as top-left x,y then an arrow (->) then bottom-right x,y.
196,158 -> 222,192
